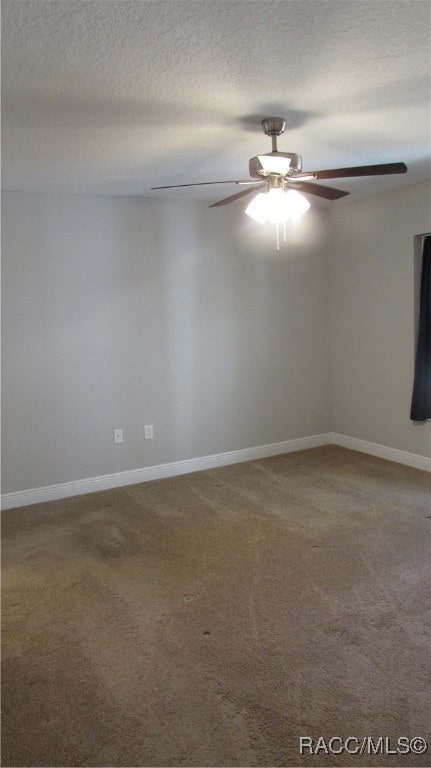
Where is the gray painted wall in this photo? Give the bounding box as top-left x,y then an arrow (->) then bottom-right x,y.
1,192 -> 331,494
329,181 -> 431,455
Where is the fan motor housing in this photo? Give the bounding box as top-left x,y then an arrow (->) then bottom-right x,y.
249,152 -> 302,178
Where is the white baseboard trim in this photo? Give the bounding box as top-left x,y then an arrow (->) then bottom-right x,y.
331,432 -> 431,472
1,432 -> 331,510
2,431 -> 429,510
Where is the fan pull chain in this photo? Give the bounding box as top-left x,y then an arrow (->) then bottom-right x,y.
276,223 -> 280,251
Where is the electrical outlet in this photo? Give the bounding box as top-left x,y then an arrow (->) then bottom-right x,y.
113,429 -> 123,444
144,424 -> 154,440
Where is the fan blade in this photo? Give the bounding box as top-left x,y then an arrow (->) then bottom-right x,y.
310,162 -> 407,180
151,179 -> 256,190
209,186 -> 263,208
291,181 -> 350,200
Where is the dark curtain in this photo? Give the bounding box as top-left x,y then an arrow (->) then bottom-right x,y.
410,235 -> 431,421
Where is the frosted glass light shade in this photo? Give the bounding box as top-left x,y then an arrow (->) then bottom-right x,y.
266,189 -> 290,223
245,188 -> 310,224
244,192 -> 268,223
283,189 -> 311,219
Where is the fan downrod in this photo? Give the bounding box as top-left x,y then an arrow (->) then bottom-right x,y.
261,117 -> 286,152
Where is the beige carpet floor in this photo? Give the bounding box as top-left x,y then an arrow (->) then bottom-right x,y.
1,445 -> 430,767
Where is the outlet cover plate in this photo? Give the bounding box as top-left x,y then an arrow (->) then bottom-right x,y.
113,429 -> 123,444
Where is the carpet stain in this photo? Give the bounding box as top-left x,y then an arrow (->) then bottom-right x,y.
77,518 -> 137,559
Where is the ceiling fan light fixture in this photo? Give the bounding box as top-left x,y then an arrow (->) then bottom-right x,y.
151,117 -> 407,219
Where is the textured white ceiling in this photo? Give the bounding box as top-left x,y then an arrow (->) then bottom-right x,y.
2,0 -> 430,204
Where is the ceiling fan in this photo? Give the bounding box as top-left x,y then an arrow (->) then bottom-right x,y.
151,117 -> 408,209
